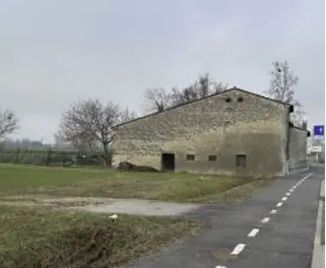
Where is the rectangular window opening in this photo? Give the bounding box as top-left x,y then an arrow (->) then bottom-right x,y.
209,155 -> 217,161
236,154 -> 246,167
186,154 -> 195,161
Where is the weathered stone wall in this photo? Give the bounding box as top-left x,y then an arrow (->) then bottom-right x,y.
288,127 -> 308,170
113,89 -> 289,177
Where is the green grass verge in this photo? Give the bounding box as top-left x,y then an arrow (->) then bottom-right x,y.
0,205 -> 199,268
0,164 -> 269,202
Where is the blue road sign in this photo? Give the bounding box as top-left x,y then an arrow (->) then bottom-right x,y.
314,125 -> 324,136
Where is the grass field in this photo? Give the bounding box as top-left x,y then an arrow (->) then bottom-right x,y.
0,164 -> 270,267
0,206 -> 198,268
0,164 -> 268,202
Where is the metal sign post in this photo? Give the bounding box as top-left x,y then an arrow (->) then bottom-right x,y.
313,125 -> 324,162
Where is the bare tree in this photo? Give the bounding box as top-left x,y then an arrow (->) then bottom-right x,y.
0,110 -> 19,140
266,61 -> 304,126
170,73 -> 228,106
143,73 -> 227,112
143,88 -> 171,112
197,73 -> 211,97
120,108 -> 137,123
59,99 -> 125,165
174,73 -> 213,103
213,81 -> 228,93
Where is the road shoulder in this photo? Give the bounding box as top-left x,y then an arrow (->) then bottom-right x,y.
311,180 -> 324,268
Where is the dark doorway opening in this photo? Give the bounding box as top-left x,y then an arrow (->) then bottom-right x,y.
162,153 -> 175,171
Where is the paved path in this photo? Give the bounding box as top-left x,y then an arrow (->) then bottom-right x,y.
130,166 -> 324,268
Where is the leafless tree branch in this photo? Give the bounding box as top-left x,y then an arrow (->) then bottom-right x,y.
143,73 -> 228,112
266,61 -> 304,127
0,110 -> 19,140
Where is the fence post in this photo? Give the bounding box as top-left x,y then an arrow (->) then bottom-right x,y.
62,152 -> 66,167
46,146 -> 52,166
15,148 -> 20,164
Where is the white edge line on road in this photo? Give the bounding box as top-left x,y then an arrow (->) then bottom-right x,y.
276,202 -> 283,207
289,189 -> 294,192
311,180 -> 323,268
215,266 -> 227,268
248,228 -> 260,237
286,192 -> 291,196
282,197 -> 287,201
270,209 -> 277,214
261,217 -> 270,223
303,173 -> 313,180
230,243 -> 246,255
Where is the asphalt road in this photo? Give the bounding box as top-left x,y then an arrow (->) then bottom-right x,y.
130,166 -> 324,268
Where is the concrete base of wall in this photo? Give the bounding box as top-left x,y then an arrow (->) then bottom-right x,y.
288,165 -> 310,175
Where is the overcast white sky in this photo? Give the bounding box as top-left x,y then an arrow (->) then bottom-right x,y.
0,0 -> 324,143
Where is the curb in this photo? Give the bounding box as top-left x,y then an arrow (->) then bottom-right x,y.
288,166 -> 310,176
311,180 -> 324,268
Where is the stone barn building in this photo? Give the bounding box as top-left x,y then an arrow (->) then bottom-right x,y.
112,87 -> 309,177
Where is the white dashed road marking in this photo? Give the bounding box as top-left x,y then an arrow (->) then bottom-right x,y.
231,243 -> 246,255
261,217 -> 270,223
248,228 -> 260,237
270,209 -> 277,214
213,173 -> 314,268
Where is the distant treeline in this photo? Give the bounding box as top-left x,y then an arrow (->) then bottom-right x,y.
0,148 -> 108,167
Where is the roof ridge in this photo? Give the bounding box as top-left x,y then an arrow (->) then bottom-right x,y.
115,87 -> 291,128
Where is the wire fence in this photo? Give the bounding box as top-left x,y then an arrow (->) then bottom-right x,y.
0,148 -> 107,167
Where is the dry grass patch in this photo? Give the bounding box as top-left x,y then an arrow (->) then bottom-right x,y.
0,206 -> 199,268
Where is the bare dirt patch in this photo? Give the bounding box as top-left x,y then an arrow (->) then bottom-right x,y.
0,195 -> 200,216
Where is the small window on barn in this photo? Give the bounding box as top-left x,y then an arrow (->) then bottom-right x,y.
208,155 -> 217,161
236,154 -> 246,167
187,154 -> 195,161
237,96 -> 243,102
225,97 -> 232,103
